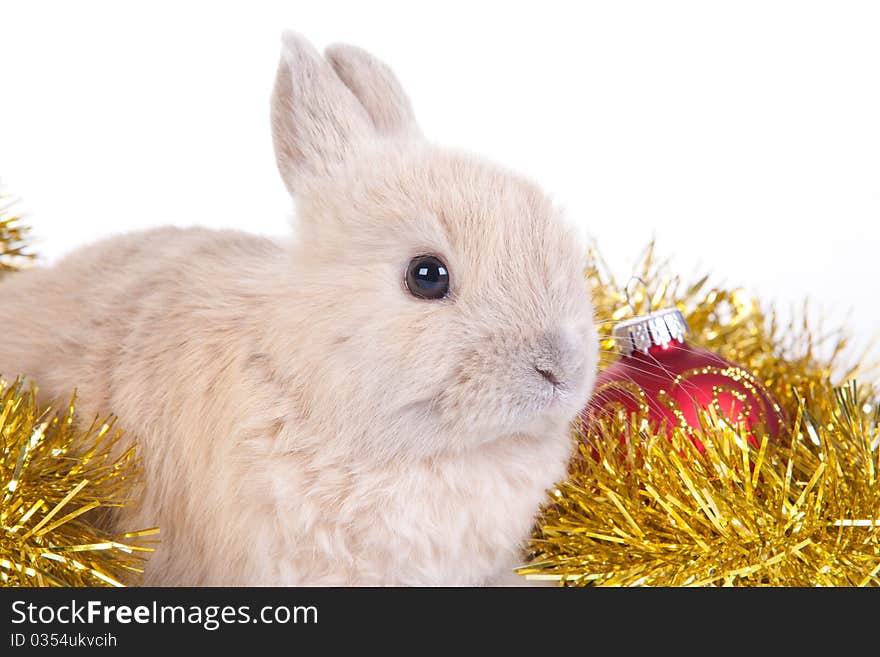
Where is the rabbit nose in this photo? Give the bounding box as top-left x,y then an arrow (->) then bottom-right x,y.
534,365 -> 562,387
532,327 -> 581,388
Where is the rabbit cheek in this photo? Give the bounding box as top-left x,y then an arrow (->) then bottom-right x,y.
469,317 -> 597,428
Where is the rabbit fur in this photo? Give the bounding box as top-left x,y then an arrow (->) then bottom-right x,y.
0,32 -> 598,585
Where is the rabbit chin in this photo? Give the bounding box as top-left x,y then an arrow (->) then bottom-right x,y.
387,384 -> 591,457
420,370 -> 597,454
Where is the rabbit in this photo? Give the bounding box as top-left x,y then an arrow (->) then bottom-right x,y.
0,31 -> 599,586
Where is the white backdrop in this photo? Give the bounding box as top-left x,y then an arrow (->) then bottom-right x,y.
2,1 -> 878,361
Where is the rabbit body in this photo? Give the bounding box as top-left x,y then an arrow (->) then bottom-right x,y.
0,33 -> 598,585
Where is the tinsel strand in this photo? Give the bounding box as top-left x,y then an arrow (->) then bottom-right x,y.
0,194 -> 34,274
520,243 -> 880,586
0,380 -> 158,586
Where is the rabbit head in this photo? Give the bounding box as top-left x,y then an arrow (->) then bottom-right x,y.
269,32 -> 598,461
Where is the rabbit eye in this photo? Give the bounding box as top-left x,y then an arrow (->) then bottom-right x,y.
405,255 -> 449,300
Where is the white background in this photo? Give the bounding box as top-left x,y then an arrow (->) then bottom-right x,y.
1,1 -> 878,362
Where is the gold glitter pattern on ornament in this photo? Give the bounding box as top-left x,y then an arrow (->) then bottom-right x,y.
656,389 -> 690,430
709,385 -> 754,424
668,364 -> 775,431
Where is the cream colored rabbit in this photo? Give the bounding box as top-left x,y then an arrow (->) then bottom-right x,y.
0,32 -> 598,585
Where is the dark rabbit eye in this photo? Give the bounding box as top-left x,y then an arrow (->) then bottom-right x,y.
405,255 -> 450,300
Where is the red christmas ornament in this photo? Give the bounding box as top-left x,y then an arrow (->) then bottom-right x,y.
584,308 -> 785,451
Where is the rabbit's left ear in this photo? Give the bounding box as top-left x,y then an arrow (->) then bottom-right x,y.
271,32 -> 375,195
325,44 -> 421,138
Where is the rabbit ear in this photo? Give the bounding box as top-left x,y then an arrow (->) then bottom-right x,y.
325,43 -> 421,138
271,31 -> 373,195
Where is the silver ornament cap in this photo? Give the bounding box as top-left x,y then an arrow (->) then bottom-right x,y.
612,308 -> 689,357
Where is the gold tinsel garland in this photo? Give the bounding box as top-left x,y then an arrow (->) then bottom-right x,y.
1,200 -> 156,586
0,381 -> 157,586
0,193 -> 34,272
520,244 -> 880,586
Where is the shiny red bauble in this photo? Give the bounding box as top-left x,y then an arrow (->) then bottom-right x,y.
583,309 -> 785,451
